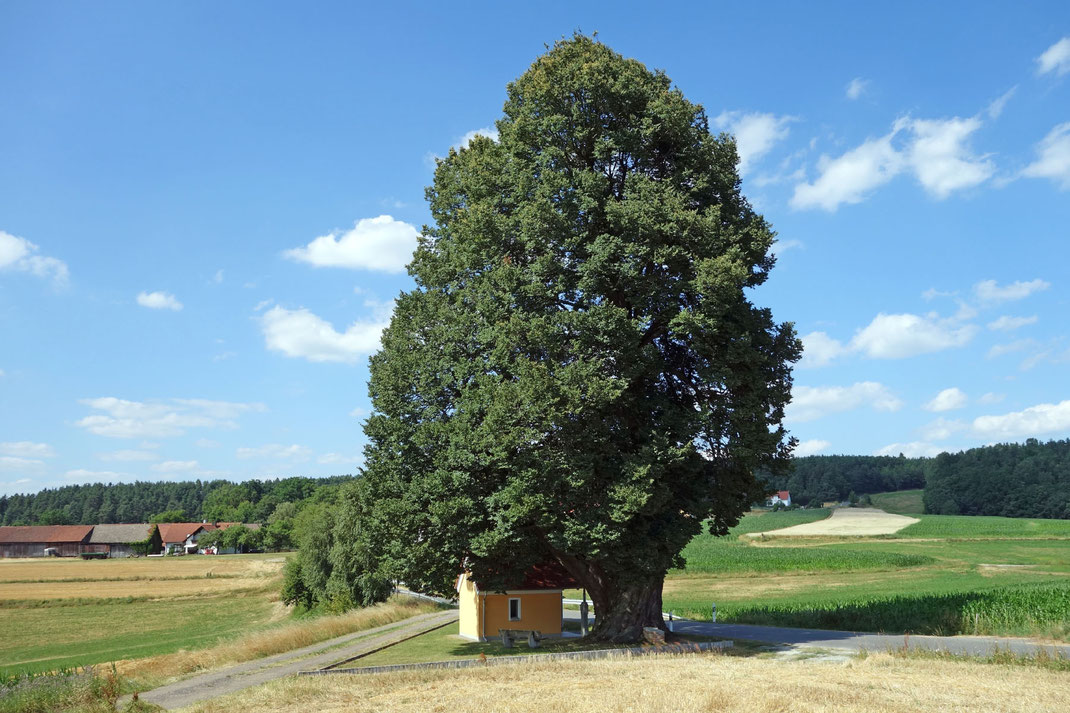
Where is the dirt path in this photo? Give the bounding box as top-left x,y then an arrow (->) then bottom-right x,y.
131,609 -> 458,710
750,507 -> 919,537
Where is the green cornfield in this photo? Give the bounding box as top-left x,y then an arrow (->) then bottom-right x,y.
711,582 -> 1070,638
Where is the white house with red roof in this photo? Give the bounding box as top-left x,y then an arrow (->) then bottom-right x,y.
767,490 -> 791,507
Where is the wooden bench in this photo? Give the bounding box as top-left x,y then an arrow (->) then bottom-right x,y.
498,628 -> 543,648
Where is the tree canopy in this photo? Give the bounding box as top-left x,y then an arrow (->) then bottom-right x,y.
345,35 -> 799,641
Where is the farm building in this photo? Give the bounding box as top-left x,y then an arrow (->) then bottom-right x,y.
157,523 -> 209,554
85,523 -> 161,558
456,563 -> 576,642
767,490 -> 792,507
0,525 -> 94,558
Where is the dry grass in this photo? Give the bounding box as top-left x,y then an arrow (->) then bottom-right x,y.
0,577 -> 269,600
178,651 -> 1070,713
0,554 -> 284,584
116,597 -> 439,683
750,508 -> 919,537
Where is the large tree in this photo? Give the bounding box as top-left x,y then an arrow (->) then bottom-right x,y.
360,35 -> 800,641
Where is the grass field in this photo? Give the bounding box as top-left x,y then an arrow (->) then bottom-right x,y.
178,651 -> 1070,713
869,489 -> 925,514
651,509 -> 1070,639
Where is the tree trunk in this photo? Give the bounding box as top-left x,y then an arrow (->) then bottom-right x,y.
584,573 -> 666,643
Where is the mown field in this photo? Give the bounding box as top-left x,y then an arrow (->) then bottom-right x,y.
651,506 -> 1070,639
0,554 -> 288,676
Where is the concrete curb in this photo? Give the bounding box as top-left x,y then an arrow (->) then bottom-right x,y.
300,640 -> 733,676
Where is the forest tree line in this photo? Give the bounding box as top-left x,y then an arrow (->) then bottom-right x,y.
765,438 -> 1069,519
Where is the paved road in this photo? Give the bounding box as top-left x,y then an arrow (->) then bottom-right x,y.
563,610 -> 1070,658
131,609 -> 458,710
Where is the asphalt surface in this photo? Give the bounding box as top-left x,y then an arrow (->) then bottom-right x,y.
563,610 -> 1070,658
128,609 -> 458,711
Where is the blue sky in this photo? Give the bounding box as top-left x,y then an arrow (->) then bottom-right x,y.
2,2 -> 1069,496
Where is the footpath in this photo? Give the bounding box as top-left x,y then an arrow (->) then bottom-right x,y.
128,609 -> 458,710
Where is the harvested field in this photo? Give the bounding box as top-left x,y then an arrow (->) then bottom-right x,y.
178,651 -> 1070,713
0,555 -> 283,583
752,508 -> 918,537
0,577 -> 268,601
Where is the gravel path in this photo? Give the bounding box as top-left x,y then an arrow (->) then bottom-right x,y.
130,609 -> 458,710
751,507 -> 919,537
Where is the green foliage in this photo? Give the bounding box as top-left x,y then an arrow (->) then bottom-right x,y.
347,35 -> 798,640
0,475 -> 355,526
0,666 -> 122,713
280,490 -> 391,612
765,454 -> 929,506
924,439 -> 1070,518
899,514 -> 1070,539
148,509 -> 187,524
127,526 -> 161,557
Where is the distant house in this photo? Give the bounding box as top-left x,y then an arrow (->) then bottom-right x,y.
157,523 -> 209,554
0,525 -> 94,558
86,524 -> 161,558
767,490 -> 791,507
456,563 -> 576,642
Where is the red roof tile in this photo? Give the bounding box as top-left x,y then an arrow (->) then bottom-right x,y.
0,525 -> 94,543
156,523 -> 206,543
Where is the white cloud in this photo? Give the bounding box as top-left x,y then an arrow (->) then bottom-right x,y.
987,315 -> 1037,331
260,304 -> 390,363
798,331 -> 848,368
850,313 -> 976,359
98,449 -> 159,462
195,438 -> 220,448
874,441 -> 945,458
0,230 -> 69,284
973,399 -> 1070,438
714,112 -> 795,174
64,469 -> 127,481
137,291 -> 183,311
919,418 -> 966,441
284,215 -> 420,273
76,397 -> 266,439
845,77 -> 869,100
986,87 -> 1016,119
236,444 -> 312,460
794,439 -> 831,457
0,456 -> 45,471
979,392 -> 1005,405
1036,37 -> 1070,77
973,278 -> 1050,303
213,269 -> 224,284
791,132 -> 902,210
317,452 -> 362,466
923,387 -> 968,412
349,407 -> 370,418
987,339 -> 1035,359
770,239 -> 803,256
904,117 -> 993,198
0,441 -> 55,458
1022,123 -> 1070,190
787,382 -> 902,423
253,299 -> 274,312
453,126 -> 498,151
151,460 -> 200,473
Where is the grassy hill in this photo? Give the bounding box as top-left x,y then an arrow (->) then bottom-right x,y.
869,489 -> 925,514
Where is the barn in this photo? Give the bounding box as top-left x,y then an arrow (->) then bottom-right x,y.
85,524 -> 161,558
0,525 -> 94,558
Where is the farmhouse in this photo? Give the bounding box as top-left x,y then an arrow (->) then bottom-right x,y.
85,523 -> 161,558
157,523 -> 209,554
0,525 -> 94,558
456,563 -> 576,642
767,490 -> 792,507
